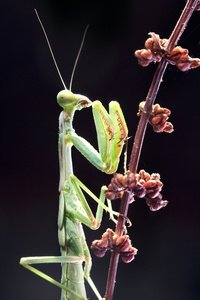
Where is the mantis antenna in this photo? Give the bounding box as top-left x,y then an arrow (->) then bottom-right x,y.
34,9 -> 89,92
34,9 -> 67,90
69,25 -> 89,91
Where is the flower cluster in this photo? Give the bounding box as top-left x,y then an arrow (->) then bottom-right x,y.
138,102 -> 173,133
105,171 -> 136,202
165,46 -> 200,71
136,170 -> 168,211
91,228 -> 138,263
105,170 -> 168,211
135,32 -> 200,71
135,32 -> 167,66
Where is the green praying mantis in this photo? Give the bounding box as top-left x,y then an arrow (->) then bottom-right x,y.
20,11 -> 128,300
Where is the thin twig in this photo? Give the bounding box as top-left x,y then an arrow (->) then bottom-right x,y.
104,1 -> 198,299
104,192 -> 130,300
128,59 -> 168,174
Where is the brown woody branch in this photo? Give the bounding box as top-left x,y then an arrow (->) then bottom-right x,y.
104,1 -> 199,300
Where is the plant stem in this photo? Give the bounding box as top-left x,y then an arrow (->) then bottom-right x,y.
104,1 -> 198,299
129,59 -> 168,174
166,0 -> 199,52
104,192 -> 130,300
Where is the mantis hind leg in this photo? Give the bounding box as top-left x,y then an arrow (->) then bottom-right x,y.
20,256 -> 86,300
20,255 -> 102,300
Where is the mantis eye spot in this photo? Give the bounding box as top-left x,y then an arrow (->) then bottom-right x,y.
57,90 -> 77,108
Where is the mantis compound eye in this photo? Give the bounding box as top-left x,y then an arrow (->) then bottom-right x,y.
57,90 -> 91,110
57,90 -> 77,109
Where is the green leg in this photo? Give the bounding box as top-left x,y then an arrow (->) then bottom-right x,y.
70,174 -> 119,228
20,256 -> 86,300
20,255 -> 102,300
106,197 -> 117,225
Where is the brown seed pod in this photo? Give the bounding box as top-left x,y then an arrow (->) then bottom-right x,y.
138,102 -> 173,133
91,229 -> 137,263
105,169 -> 167,211
145,179 -> 163,198
105,171 -> 136,201
165,46 -> 200,71
135,32 -> 200,72
149,104 -> 173,133
146,194 -> 168,211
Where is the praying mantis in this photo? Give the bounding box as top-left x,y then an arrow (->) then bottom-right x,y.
20,11 -> 128,300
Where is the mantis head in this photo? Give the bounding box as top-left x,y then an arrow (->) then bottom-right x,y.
57,89 -> 92,112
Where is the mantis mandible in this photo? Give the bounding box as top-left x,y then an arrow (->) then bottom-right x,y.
20,10 -> 128,300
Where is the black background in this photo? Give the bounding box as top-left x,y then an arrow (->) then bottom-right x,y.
1,1 -> 200,299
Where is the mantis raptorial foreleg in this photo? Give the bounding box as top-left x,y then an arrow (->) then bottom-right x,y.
20,10 -> 128,300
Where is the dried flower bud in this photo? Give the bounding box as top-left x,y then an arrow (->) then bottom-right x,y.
135,32 -> 200,72
91,229 -> 137,263
135,170 -> 167,211
105,171 -> 136,201
104,189 -> 123,201
137,169 -> 151,182
138,102 -> 174,133
150,114 -> 167,132
164,122 -> 173,133
134,181 -> 146,198
135,49 -> 155,67
135,33 -> 167,67
150,173 -> 160,181
113,234 -> 138,263
145,179 -> 163,198
91,229 -> 114,257
105,169 -> 167,211
166,46 -> 200,71
146,194 -> 168,211
150,103 -> 173,133
147,32 -> 168,52
124,171 -> 137,189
